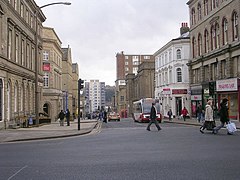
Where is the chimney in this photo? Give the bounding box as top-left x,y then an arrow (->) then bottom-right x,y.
180,22 -> 189,35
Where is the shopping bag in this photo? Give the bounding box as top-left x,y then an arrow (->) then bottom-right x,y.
226,122 -> 237,134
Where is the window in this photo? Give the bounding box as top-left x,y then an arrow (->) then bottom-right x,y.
221,60 -> 227,78
14,0 -> 17,10
21,39 -> 25,66
176,49 -> 181,59
144,56 -> 150,59
216,24 -> 220,48
211,25 -> 216,50
125,56 -> 128,59
14,83 -> 18,112
198,3 -> 202,21
191,8 -> 196,25
0,79 -> 3,121
169,70 -> 172,84
232,12 -> 238,41
204,0 -> 209,16
223,18 -> 228,45
192,37 -> 196,58
31,47 -> 34,70
26,43 -> 30,68
20,84 -> 24,111
125,61 -> 128,65
20,3 -> 24,18
15,34 -> 19,63
120,96 -> 124,102
125,67 -> 129,71
211,0 -> 215,10
43,51 -> 49,61
204,29 -> 209,53
8,29 -> 12,60
133,67 -> 138,74
198,33 -> 202,56
43,73 -> 49,87
176,68 -> 182,82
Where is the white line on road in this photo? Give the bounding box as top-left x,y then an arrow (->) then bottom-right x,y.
8,165 -> 28,180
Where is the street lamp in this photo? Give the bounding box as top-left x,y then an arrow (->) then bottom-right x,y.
35,2 -> 71,126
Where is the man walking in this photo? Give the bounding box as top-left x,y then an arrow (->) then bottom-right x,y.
58,110 -> 65,126
147,103 -> 161,131
213,98 -> 231,135
66,109 -> 70,126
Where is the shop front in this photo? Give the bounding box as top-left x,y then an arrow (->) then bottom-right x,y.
216,78 -> 240,121
190,86 -> 202,118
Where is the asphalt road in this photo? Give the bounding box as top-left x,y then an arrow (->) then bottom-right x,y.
0,118 -> 240,180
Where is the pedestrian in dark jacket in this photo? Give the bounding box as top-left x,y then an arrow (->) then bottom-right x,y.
213,98 -> 230,135
66,109 -> 70,126
167,109 -> 172,121
58,110 -> 65,126
146,103 -> 161,131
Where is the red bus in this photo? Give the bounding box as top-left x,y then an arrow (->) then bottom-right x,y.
132,98 -> 162,123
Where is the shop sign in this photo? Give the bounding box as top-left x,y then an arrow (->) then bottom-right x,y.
172,89 -> 187,94
216,78 -> 238,92
43,63 -> 50,71
191,95 -> 202,100
163,88 -> 171,95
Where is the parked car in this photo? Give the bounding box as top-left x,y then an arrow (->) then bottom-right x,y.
108,112 -> 120,121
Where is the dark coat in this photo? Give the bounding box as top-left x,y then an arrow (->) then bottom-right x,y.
66,110 -> 70,118
59,111 -> 65,120
219,102 -> 229,123
150,105 -> 157,120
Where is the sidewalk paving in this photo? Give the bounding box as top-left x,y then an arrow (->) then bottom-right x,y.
0,119 -> 98,143
163,117 -> 240,129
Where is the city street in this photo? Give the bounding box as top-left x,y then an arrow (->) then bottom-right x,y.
0,118 -> 240,180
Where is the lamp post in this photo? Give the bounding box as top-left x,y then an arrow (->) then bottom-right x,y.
35,2 -> 71,126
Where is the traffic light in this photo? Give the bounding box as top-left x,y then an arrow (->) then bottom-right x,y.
78,79 -> 84,90
209,81 -> 215,96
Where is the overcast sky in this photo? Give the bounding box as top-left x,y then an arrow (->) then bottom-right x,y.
35,0 -> 189,86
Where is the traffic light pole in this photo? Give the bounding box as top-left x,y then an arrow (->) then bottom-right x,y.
78,79 -> 81,130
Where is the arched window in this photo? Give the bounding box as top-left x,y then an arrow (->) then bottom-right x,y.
204,0 -> 209,16
20,84 -> 24,111
176,68 -> 182,82
216,23 -> 220,48
0,79 -> 3,121
211,0 -> 215,10
14,82 -> 18,112
191,8 -> 196,25
211,25 -> 216,50
198,33 -> 202,56
198,3 -> 202,21
192,37 -> 196,58
222,18 -> 228,45
204,29 -> 209,53
232,11 -> 238,41
169,70 -> 172,84
7,81 -> 11,120
176,49 -> 181,59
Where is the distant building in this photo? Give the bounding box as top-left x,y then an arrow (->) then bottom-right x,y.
154,23 -> 190,118
85,80 -> 106,114
115,52 -> 154,117
187,0 -> 240,120
72,63 -> 79,116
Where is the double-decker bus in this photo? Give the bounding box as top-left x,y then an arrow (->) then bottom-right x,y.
132,98 -> 162,123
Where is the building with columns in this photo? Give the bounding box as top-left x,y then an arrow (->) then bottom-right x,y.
187,0 -> 240,120
0,0 -> 46,129
154,23 -> 190,118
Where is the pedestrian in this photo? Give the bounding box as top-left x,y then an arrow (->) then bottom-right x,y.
66,109 -> 70,126
167,109 -> 173,121
196,103 -> 203,123
200,98 -> 215,133
181,107 -> 188,121
146,103 -> 161,131
103,110 -> 107,123
213,98 -> 231,135
58,110 -> 65,126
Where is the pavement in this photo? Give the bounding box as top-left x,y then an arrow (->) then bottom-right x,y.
0,117 -> 239,143
0,119 -> 99,143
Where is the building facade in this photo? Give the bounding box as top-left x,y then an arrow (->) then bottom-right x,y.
154,23 -> 191,118
187,0 -> 240,120
72,63 -> 79,117
42,26 -> 63,121
0,0 -> 45,129
115,52 -> 154,117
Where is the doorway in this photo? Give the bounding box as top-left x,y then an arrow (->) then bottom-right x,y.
176,97 -> 182,117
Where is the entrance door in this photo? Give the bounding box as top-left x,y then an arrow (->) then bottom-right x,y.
43,103 -> 49,115
176,97 -> 182,117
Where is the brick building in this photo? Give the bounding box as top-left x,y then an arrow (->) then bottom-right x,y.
187,0 -> 240,120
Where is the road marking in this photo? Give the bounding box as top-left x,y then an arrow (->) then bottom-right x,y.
8,165 -> 28,180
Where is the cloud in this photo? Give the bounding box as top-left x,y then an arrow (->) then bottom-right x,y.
36,0 -> 189,86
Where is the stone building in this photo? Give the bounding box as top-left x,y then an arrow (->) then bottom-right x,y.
115,52 -> 154,117
0,0 -> 45,129
42,27 -> 63,121
187,0 -> 240,120
61,46 -> 74,115
126,60 -> 155,117
72,63 -> 79,116
154,23 -> 191,118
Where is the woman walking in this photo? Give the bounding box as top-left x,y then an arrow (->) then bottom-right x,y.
200,98 -> 215,133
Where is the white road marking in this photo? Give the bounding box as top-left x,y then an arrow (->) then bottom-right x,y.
8,165 -> 28,180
